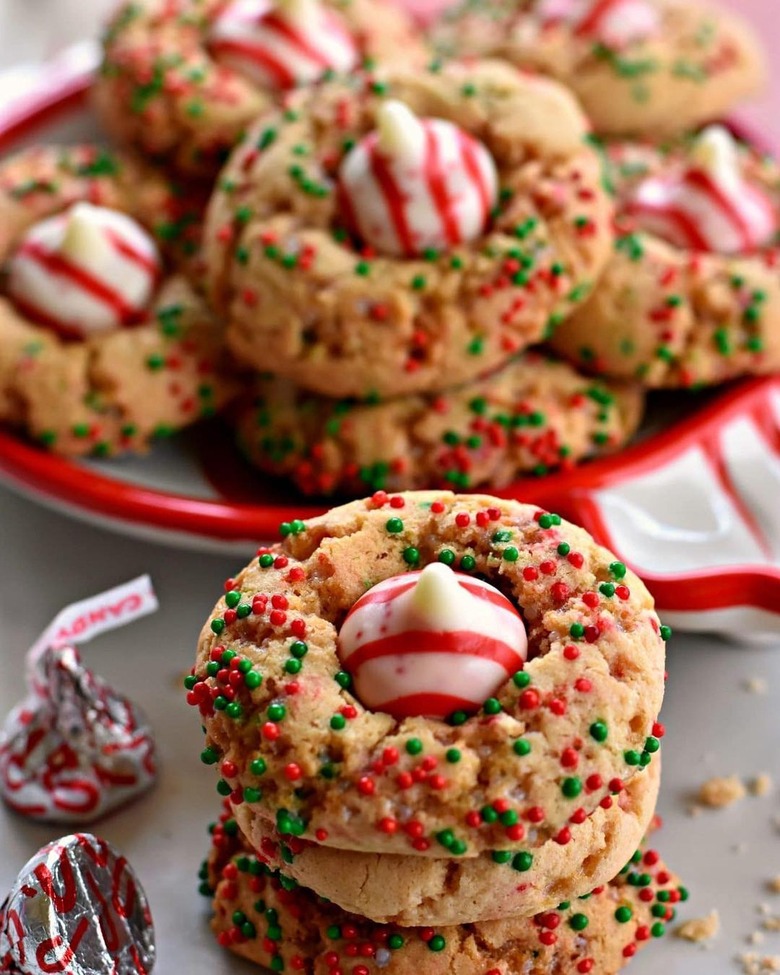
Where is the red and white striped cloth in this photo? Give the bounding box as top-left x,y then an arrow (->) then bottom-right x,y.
338,562 -> 528,719
208,0 -> 357,90
627,127 -> 777,254
339,100 -> 498,258
537,0 -> 660,48
7,202 -> 160,338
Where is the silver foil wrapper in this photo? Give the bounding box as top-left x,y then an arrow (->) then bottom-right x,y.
0,833 -> 155,974
0,646 -> 157,823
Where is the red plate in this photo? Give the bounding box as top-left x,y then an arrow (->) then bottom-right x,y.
1,54 -> 779,635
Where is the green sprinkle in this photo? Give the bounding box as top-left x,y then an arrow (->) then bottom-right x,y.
503,547 -> 519,562
569,913 -> 589,931
446,748 -> 461,763
428,935 -> 446,952
590,721 -> 608,743
406,738 -> 423,755
438,549 -> 456,566
615,906 -> 633,923
561,777 -> 582,798
403,547 -> 420,565
513,738 -> 531,756
330,714 -> 346,730
386,517 -> 404,533
513,671 -> 531,689
512,851 -> 533,872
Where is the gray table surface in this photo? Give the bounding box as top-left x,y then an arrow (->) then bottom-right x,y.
1,2 -> 780,973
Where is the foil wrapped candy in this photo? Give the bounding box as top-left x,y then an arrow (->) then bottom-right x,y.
0,833 -> 156,974
0,577 -> 159,824
0,646 -> 157,822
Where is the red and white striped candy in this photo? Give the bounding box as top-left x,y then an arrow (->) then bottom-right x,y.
7,202 -> 160,339
537,0 -> 659,48
337,562 -> 527,719
627,126 -> 777,254
339,100 -> 498,258
208,0 -> 358,90
0,645 -> 157,824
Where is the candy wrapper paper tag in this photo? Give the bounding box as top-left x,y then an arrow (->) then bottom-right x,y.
0,577 -> 159,823
0,833 -> 155,975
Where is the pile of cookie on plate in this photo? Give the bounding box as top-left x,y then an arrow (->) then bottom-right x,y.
1,0 -> 777,500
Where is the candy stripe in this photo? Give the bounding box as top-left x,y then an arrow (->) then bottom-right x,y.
574,0 -> 623,36
458,130 -> 493,217
344,628 -> 526,673
261,12 -> 338,68
686,169 -> 759,252
17,241 -> 139,321
208,37 -> 296,87
374,691 -> 479,718
424,125 -> 462,247
368,140 -> 417,255
105,229 -> 160,276
629,197 -> 712,251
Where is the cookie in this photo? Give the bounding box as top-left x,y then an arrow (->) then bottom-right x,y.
205,803 -> 687,975
0,276 -> 235,456
434,0 -> 765,139
0,144 -> 236,454
94,0 -> 429,178
229,758 -> 659,926
549,127 -> 780,387
204,60 -> 613,399
187,492 -> 667,862
232,351 -> 644,495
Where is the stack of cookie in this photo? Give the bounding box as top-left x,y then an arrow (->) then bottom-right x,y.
187,490 -> 684,975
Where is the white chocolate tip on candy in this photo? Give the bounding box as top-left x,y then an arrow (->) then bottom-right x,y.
275,0 -> 317,24
689,125 -> 741,189
409,562 -> 464,629
377,100 -> 427,159
59,202 -> 112,263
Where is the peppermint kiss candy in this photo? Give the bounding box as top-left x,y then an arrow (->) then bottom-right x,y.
7,202 -> 161,339
0,645 -> 157,823
208,0 -> 358,90
538,0 -> 660,48
627,126 -> 777,254
337,562 -> 527,719
0,833 -> 155,975
339,100 -> 498,258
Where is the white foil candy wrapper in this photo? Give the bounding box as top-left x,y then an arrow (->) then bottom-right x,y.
0,577 -> 159,823
0,833 -> 155,974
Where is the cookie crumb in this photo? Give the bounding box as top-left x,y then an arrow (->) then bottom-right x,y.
763,918 -> 780,932
676,911 -> 720,943
699,775 -> 747,808
749,932 -> 767,946
737,953 -> 780,974
743,677 -> 768,694
768,877 -> 780,894
749,774 -> 773,797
